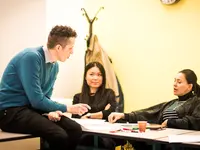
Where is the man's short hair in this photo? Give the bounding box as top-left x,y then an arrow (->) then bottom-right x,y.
47,25 -> 77,49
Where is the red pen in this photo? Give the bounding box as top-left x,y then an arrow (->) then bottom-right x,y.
109,129 -> 121,133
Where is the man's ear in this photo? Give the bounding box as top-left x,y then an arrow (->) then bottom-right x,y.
55,44 -> 62,51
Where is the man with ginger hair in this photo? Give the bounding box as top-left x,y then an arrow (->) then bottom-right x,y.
0,25 -> 90,150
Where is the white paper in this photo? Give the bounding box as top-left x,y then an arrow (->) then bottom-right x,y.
72,118 -> 119,131
72,118 -> 106,125
168,135 -> 200,143
81,124 -> 121,131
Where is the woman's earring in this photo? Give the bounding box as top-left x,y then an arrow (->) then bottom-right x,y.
192,91 -> 194,94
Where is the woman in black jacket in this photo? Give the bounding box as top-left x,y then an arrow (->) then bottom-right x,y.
108,69 -> 200,130
108,69 -> 200,150
72,61 -> 117,149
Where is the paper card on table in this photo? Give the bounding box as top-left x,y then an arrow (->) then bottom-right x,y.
121,124 -> 138,130
83,124 -> 121,131
168,135 -> 200,143
72,118 -> 106,125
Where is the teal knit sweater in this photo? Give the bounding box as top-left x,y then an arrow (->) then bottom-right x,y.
0,46 -> 66,112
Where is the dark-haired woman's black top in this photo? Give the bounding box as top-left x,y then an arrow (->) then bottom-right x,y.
72,89 -> 116,119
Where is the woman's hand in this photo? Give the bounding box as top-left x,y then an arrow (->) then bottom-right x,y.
108,112 -> 125,123
161,119 -> 168,128
80,114 -> 88,119
81,113 -> 92,119
104,104 -> 111,110
48,111 -> 63,122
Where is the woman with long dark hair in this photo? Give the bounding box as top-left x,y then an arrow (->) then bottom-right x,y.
72,61 -> 117,149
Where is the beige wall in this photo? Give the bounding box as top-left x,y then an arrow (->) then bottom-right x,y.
46,0 -> 87,98
84,0 -> 200,112
0,0 -> 46,77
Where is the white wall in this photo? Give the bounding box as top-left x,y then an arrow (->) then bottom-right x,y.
0,0 -> 46,77
46,0 -> 87,98
0,0 -> 87,99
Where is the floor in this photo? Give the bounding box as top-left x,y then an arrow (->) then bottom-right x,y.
0,138 -> 40,150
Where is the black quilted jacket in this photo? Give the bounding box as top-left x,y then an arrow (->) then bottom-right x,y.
124,95 -> 200,130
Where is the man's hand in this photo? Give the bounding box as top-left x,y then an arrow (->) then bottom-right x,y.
108,112 -> 125,123
67,103 -> 91,115
48,111 -> 63,122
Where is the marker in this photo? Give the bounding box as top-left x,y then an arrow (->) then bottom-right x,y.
122,128 -> 138,133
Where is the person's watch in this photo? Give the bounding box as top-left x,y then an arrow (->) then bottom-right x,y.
86,113 -> 91,118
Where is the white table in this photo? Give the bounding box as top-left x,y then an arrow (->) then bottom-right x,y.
73,119 -> 196,150
158,131 -> 200,149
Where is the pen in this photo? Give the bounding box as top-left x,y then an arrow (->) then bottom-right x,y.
109,129 -> 121,133
110,128 -> 139,133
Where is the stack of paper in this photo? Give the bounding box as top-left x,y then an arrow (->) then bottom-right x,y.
168,135 -> 200,143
